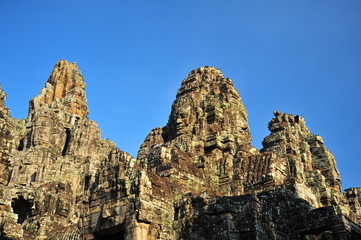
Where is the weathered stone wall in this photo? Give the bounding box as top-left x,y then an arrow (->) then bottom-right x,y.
261,111 -> 348,210
0,86 -> 26,239
0,61 -> 135,239
345,188 -> 361,225
30,60 -> 88,118
176,189 -> 361,239
0,61 -> 360,239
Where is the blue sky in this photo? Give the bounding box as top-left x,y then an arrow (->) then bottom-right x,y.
1,1 -> 360,190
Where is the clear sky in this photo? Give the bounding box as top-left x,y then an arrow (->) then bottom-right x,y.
1,1 -> 360,190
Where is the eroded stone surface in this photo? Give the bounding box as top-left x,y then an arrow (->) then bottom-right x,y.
261,111 -> 347,210
177,189 -> 359,239
0,61 -> 136,239
0,62 -> 360,239
345,188 -> 361,225
30,60 -> 88,118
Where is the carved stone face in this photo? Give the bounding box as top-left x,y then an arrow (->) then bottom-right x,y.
32,116 -> 52,147
175,106 -> 191,136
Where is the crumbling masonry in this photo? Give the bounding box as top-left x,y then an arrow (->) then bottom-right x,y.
0,60 -> 360,239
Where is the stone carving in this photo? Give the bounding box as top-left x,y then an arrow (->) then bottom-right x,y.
0,61 -> 360,239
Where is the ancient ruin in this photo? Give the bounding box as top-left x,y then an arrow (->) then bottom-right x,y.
0,60 -> 360,239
